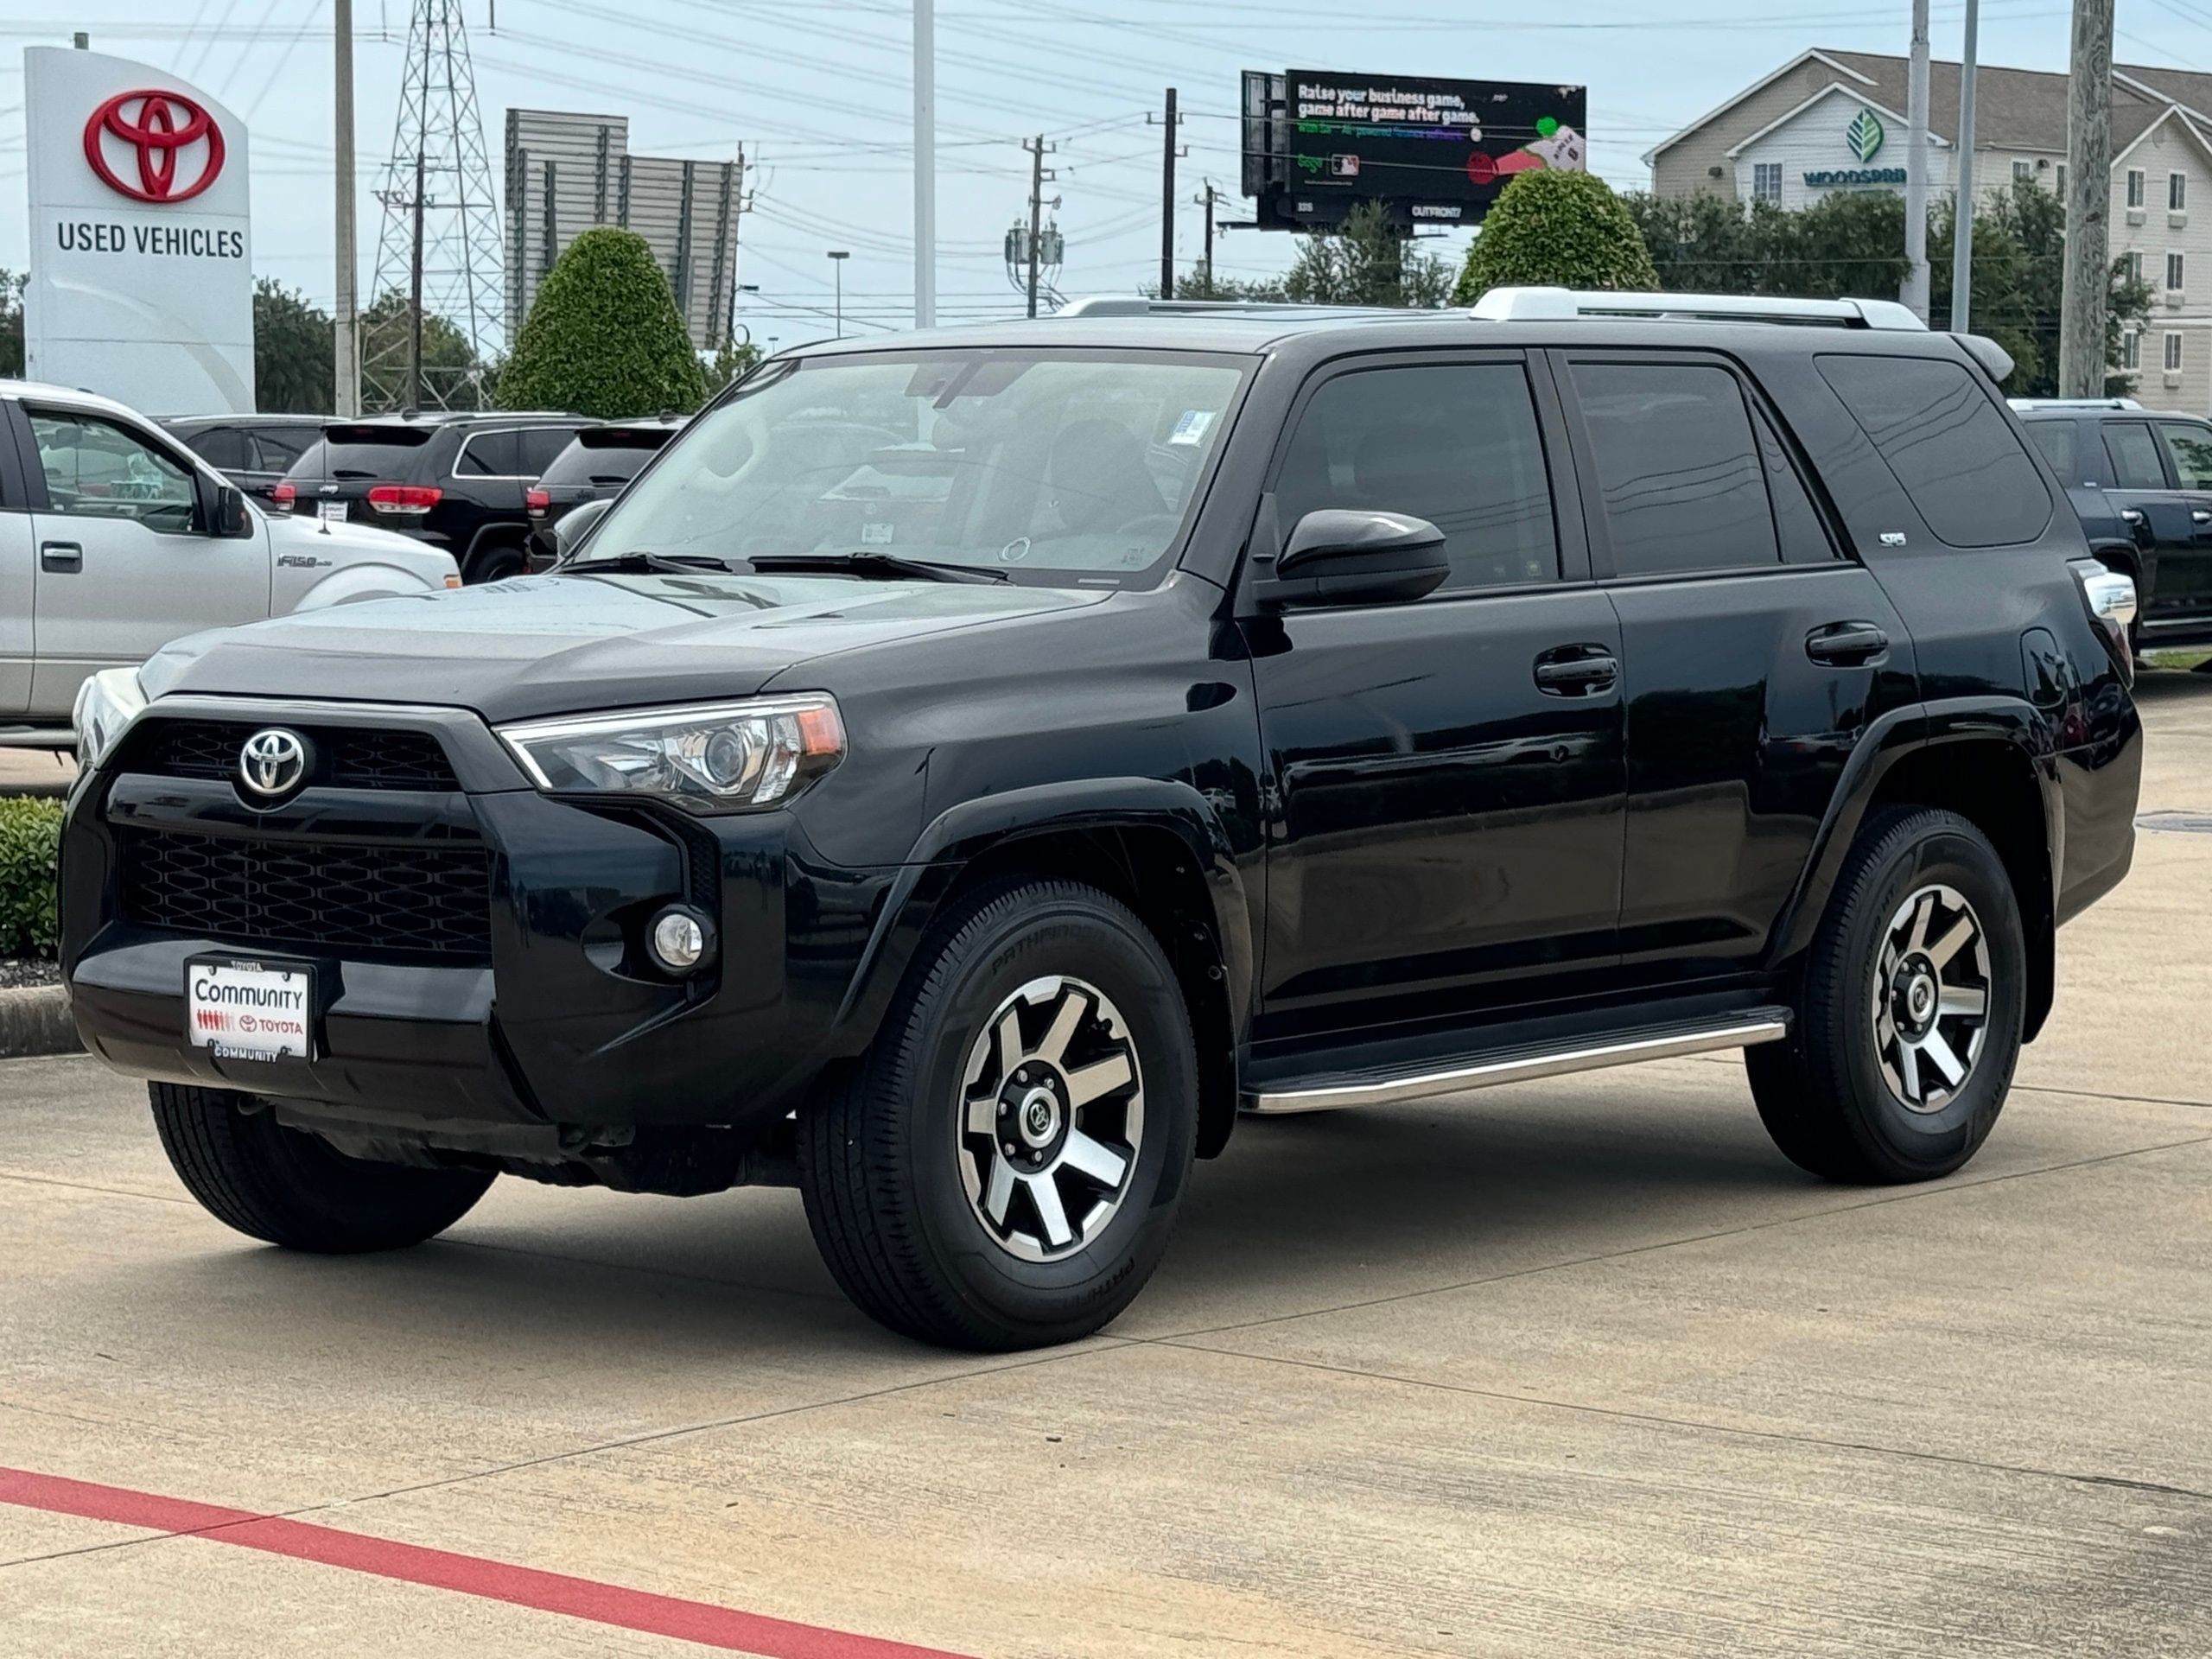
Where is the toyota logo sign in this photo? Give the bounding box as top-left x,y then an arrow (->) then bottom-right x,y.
237,728 -> 311,802
83,88 -> 226,204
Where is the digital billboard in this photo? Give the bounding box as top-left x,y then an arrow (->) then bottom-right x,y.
1243,71 -> 1586,232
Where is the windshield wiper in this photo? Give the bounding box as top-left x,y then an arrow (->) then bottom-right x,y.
563,550 -> 741,575
743,550 -> 1008,585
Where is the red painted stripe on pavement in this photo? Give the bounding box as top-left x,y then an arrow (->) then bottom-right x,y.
0,1466 -> 976,1659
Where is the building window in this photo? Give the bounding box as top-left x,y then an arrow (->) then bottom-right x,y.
1752,162 -> 1783,204
2128,168 -> 2147,207
2174,171 -> 2190,211
2057,162 -> 2068,196
2166,331 -> 2184,373
2169,251 -> 2187,291
2126,251 -> 2145,286
2012,159 -> 2033,184
2124,330 -> 2142,371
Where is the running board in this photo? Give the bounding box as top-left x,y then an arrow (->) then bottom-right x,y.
1243,1009 -> 1793,1115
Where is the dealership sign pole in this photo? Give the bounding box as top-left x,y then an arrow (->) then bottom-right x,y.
22,47 -> 253,414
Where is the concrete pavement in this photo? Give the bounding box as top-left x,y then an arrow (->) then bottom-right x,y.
1,670 -> 2207,1656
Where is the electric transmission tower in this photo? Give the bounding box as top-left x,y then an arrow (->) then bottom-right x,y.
363,0 -> 505,412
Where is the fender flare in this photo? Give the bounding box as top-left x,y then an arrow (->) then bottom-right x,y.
826,777 -> 1254,1053
1767,693 -> 2063,978
291,563 -> 441,610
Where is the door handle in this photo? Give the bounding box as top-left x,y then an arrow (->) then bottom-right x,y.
2192,509 -> 2211,524
1534,645 -> 1619,696
1806,620 -> 1889,666
39,541 -> 82,574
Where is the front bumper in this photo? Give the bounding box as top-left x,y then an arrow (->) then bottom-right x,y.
62,697 -> 896,1135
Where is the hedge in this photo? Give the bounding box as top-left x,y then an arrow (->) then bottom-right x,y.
1453,168 -> 1661,304
497,227 -> 707,419
0,796 -> 60,959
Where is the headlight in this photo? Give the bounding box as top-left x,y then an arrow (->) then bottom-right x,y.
497,696 -> 845,812
72,667 -> 147,767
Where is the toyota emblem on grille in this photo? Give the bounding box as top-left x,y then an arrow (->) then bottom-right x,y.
238,728 -> 311,801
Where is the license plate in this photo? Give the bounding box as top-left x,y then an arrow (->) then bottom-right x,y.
187,959 -> 313,1061
316,499 -> 347,524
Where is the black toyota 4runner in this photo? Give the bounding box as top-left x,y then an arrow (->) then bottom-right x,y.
60,290 -> 2144,1351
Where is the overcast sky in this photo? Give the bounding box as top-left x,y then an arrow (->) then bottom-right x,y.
2,0 -> 2202,350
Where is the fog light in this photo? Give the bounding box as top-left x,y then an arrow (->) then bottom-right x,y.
647,906 -> 714,975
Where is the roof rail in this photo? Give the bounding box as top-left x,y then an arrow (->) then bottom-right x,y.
1056,296 -> 1408,320
2007,396 -> 2144,410
1470,285 -> 1927,332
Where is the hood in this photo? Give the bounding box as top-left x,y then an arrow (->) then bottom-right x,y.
142,570 -> 1111,721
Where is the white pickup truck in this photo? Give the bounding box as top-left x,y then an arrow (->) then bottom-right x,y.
0,379 -> 461,746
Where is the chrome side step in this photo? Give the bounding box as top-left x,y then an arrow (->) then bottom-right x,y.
1243,1012 -> 1792,1116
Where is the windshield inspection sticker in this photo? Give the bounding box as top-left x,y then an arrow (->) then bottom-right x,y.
860,521 -> 894,544
1168,409 -> 1216,445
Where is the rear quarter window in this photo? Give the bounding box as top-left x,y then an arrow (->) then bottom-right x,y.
1816,354 -> 2052,547
2023,420 -> 2078,480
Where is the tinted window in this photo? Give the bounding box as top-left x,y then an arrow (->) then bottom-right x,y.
517,425 -> 580,475
1570,361 -> 1777,576
29,411 -> 198,532
251,427 -> 313,470
2156,420 -> 2212,489
1274,362 -> 1557,591
291,425 -> 436,481
538,430 -> 671,487
456,429 -> 520,476
1751,406 -> 1836,564
1816,354 -> 2051,546
180,426 -> 249,469
2024,421 -> 2078,479
2103,422 -> 2167,490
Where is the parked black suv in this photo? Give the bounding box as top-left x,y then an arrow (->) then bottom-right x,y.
162,414 -> 325,503
60,292 -> 2143,1350
274,412 -> 590,583
2014,397 -> 2212,656
524,417 -> 685,568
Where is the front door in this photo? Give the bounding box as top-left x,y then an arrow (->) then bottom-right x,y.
17,404 -> 269,717
1248,353 -> 1626,1043
2096,416 -> 2202,635
1555,350 -> 1916,982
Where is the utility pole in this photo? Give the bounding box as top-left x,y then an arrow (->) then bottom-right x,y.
405,10 -> 429,413
827,249 -> 849,338
912,0 -> 936,327
1951,0 -> 1980,334
334,0 -> 359,416
1157,87 -> 1179,299
1902,0 -> 1932,321
1194,180 -> 1224,294
1022,135 -> 1056,318
2061,0 -> 2116,396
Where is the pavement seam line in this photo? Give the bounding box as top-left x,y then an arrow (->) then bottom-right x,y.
1145,1130 -> 2212,1343
1145,1339 -> 2212,1508
0,1169 -> 196,1205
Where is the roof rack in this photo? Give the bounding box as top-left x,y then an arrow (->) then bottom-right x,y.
1055,296 -> 1407,320
2006,396 -> 2143,410
1469,285 -> 1927,332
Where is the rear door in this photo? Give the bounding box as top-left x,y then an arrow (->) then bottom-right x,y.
1556,350 -> 1915,982
0,403 -> 35,715
2096,416 -> 2196,625
1249,351 -> 1627,1042
19,403 -> 268,716
2151,418 -> 2212,626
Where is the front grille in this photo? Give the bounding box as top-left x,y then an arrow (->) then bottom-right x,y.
131,721 -> 459,792
118,830 -> 493,959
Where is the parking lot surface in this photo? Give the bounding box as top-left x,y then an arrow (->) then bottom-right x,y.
3,671 -> 2208,1657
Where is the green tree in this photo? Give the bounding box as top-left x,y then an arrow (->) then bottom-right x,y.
498,227 -> 705,417
1164,268 -> 1290,302
0,270 -> 24,378
702,335 -> 764,395
1454,170 -> 1658,303
252,278 -> 334,413
1286,201 -> 1452,308
359,289 -> 486,413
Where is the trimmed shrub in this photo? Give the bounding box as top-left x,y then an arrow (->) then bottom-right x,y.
1453,169 -> 1661,304
0,796 -> 62,959
497,227 -> 707,419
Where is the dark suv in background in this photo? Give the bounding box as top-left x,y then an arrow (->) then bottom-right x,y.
162,414 -> 326,503
2015,397 -> 2212,657
524,417 -> 685,568
62,289 -> 2142,1351
275,412 -> 589,583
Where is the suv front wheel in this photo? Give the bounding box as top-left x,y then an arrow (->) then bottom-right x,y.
798,878 -> 1198,1351
1747,807 -> 2026,1184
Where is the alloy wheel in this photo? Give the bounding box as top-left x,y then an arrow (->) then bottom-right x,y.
1871,882 -> 1992,1114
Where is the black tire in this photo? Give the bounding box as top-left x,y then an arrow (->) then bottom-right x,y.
798,878 -> 1198,1351
149,1083 -> 495,1252
467,543 -> 528,584
1747,807 -> 2027,1185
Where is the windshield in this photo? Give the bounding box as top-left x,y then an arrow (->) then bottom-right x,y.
585,348 -> 1249,585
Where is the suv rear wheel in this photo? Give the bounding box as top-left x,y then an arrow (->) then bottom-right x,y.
798,878 -> 1198,1351
149,1083 -> 495,1251
1747,807 -> 2026,1184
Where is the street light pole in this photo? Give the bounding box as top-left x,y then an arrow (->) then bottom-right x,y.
912,0 -> 936,328
827,250 -> 849,339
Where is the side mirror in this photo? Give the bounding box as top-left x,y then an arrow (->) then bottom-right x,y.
552,496 -> 613,561
1261,508 -> 1451,609
212,481 -> 251,538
